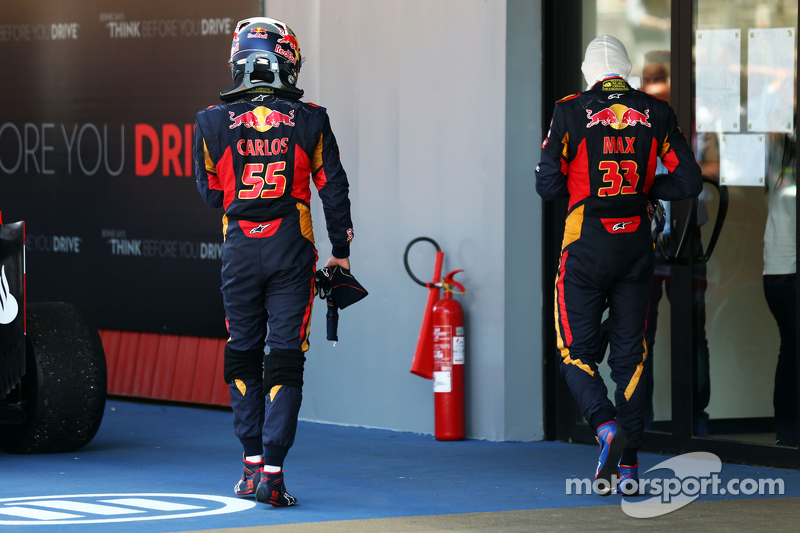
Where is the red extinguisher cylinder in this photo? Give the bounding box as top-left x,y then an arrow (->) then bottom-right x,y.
432,290 -> 465,441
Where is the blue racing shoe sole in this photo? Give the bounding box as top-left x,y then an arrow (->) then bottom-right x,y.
595,422 -> 628,496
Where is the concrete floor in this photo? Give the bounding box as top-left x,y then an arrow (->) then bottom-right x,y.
180,498 -> 800,532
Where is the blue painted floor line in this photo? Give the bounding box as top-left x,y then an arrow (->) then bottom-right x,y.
1,399 -> 798,532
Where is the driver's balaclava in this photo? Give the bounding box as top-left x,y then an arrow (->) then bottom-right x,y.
581,35 -> 633,89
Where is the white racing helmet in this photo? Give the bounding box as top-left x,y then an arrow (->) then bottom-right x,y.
581,35 -> 633,89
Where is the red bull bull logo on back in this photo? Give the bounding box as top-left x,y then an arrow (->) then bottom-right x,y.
586,108 -> 619,128
229,107 -> 295,132
586,104 -> 650,130
229,111 -> 261,129
620,108 -> 650,127
263,109 -> 295,127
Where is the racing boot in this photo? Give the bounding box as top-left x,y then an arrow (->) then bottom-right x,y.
234,456 -> 263,496
616,462 -> 639,496
256,468 -> 297,507
595,421 -> 628,496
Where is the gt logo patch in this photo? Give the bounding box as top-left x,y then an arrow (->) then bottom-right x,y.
612,221 -> 633,231
238,219 -> 282,238
249,223 -> 272,234
601,217 -> 640,234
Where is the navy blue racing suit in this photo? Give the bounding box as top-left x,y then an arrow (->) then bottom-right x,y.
535,77 -> 701,451
195,90 -> 352,466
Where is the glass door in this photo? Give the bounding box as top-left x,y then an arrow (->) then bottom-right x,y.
692,0 -> 798,448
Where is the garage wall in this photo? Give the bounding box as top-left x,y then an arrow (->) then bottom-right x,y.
263,0 -> 543,440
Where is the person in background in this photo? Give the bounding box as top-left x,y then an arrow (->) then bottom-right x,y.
764,129 -> 796,447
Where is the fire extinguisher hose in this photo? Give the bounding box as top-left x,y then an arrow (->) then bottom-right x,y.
404,237 -> 441,287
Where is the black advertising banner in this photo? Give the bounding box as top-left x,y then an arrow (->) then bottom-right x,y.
0,0 -> 261,337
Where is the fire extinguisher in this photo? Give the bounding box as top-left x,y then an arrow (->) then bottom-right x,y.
432,270 -> 466,441
404,237 -> 466,441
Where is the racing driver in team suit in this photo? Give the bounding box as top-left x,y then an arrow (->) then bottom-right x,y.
536,36 -> 702,494
194,17 -> 353,506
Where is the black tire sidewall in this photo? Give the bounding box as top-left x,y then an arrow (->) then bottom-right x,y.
0,302 -> 107,454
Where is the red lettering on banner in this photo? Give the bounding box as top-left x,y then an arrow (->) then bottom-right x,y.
135,124 -> 159,176
162,124 -> 182,176
184,124 -> 193,177
134,123 -> 196,176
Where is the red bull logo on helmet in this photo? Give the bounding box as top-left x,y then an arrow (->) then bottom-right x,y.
229,107 -> 295,132
248,27 -> 269,39
230,31 -> 240,58
274,44 -> 297,65
277,26 -> 299,51
275,25 -> 300,64
586,104 -> 651,129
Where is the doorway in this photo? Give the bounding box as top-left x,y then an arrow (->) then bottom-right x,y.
542,0 -> 800,468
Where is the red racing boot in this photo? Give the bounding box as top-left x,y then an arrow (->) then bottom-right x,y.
234,456 -> 263,496
255,469 -> 297,507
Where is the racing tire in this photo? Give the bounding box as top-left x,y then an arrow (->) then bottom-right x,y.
0,302 -> 107,454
